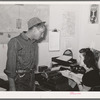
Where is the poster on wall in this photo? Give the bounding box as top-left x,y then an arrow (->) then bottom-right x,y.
49,30 -> 60,51
62,11 -> 75,37
90,4 -> 99,24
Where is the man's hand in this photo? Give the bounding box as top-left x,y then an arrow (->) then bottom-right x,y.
8,77 -> 16,91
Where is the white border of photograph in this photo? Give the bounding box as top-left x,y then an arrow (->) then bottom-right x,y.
0,1 -> 100,99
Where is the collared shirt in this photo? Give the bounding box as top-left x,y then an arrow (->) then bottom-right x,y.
4,32 -> 38,78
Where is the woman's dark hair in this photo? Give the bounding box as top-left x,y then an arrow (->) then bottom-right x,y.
79,48 -> 97,70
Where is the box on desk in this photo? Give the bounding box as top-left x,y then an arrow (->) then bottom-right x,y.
52,55 -> 77,67
52,55 -> 86,74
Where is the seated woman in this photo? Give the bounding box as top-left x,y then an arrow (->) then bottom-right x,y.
73,48 -> 100,91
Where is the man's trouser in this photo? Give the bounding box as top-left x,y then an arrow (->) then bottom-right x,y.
15,69 -> 35,91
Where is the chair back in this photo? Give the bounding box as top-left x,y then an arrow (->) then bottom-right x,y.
91,85 -> 100,91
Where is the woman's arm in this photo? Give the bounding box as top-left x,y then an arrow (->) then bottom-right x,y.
72,76 -> 91,91
77,83 -> 91,91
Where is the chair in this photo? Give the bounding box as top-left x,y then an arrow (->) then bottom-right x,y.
91,85 -> 100,91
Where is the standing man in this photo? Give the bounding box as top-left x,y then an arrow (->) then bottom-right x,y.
4,17 -> 46,91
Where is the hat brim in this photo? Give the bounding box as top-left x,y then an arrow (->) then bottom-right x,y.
37,21 -> 46,25
29,21 -> 46,29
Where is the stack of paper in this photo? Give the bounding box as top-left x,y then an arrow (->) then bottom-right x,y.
56,55 -> 72,61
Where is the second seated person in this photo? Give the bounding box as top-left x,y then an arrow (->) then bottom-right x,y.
72,48 -> 100,91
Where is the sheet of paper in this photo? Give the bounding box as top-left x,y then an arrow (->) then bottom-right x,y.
51,66 -> 61,71
70,72 -> 83,79
56,55 -> 72,61
60,70 -> 83,81
49,31 -> 60,51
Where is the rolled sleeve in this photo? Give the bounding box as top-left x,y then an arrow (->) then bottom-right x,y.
4,38 -> 17,78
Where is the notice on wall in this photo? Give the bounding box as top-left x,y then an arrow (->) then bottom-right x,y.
49,31 -> 60,51
62,11 -> 75,37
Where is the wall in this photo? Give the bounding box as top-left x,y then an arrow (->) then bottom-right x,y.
0,4 -> 50,78
1,3 -> 100,77
38,4 -> 81,66
0,4 -> 49,44
0,4 -> 82,73
78,4 -> 100,51
0,4 -> 49,32
28,4 -> 100,66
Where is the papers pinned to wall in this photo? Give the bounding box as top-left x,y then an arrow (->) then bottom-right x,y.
62,11 -> 75,37
49,30 -> 60,51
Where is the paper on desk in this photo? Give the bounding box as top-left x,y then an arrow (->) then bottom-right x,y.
59,70 -> 71,78
60,70 -> 83,82
56,55 -> 72,61
68,79 -> 76,88
70,72 -> 83,79
51,66 -> 61,71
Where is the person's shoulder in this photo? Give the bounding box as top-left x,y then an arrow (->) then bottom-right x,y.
86,70 -> 99,76
89,69 -> 99,73
8,34 -> 21,43
8,36 -> 20,46
8,37 -> 16,43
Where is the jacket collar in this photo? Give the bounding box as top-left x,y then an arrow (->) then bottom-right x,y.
21,31 -> 29,41
21,31 -> 36,43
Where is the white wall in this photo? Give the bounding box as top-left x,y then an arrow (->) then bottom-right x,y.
0,4 -> 84,75
78,4 -> 100,51
0,4 -> 50,78
1,4 -> 100,77
0,4 -> 49,32
38,4 -> 80,66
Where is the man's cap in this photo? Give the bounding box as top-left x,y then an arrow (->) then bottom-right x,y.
28,17 -> 45,29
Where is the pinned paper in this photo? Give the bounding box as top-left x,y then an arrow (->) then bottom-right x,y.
49,30 -> 60,51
